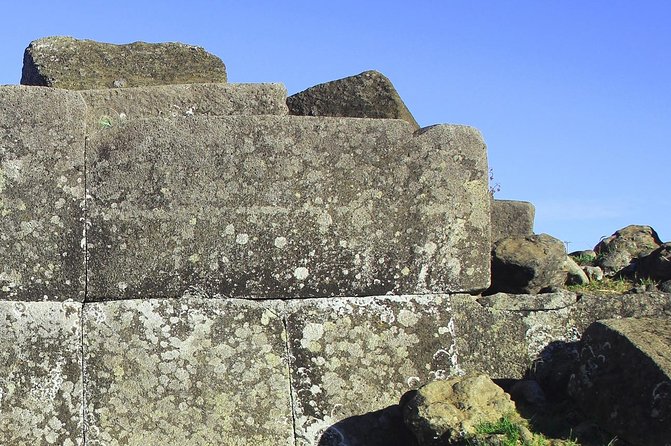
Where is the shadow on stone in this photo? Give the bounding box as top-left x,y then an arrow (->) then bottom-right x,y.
317,396 -> 418,446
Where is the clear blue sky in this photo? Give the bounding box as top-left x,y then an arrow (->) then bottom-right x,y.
1,1 -> 669,251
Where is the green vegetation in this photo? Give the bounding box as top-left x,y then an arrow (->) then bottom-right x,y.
464,415 -> 580,446
570,254 -> 596,266
567,277 -> 632,294
98,116 -> 113,128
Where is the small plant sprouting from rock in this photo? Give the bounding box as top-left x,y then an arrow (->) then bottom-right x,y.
489,168 -> 501,196
98,116 -> 113,129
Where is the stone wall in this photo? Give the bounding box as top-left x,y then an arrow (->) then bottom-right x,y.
1,37 -> 667,445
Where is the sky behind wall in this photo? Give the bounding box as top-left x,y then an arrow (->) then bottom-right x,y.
1,1 -> 669,251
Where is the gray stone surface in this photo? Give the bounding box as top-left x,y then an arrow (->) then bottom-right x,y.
637,242 -> 671,282
490,233 -> 567,294
490,199 -> 535,243
83,296 -> 292,445
594,224 -> 662,276
81,83 -> 288,130
21,36 -> 227,90
284,294 -> 465,446
86,116 -> 490,300
287,70 -> 419,129
0,86 -> 86,301
0,301 -> 82,446
568,317 -> 671,446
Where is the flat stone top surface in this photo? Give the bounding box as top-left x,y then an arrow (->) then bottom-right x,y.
86,115 -> 490,300
21,36 -> 227,90
81,83 -> 288,130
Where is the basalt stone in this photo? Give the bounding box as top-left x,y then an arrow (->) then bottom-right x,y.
0,301 -> 82,445
0,86 -> 86,301
86,116 -> 490,300
83,296 -> 292,445
568,318 -> 671,446
594,225 -> 662,276
490,199 -> 535,243
287,70 -> 420,129
637,242 -> 671,282
21,36 -> 227,90
284,294 -> 466,446
81,83 -> 288,130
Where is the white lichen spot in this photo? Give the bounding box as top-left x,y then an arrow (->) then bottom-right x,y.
398,309 -> 419,327
401,266 -> 411,276
407,376 -> 421,388
188,253 -> 200,263
274,236 -> 288,248
117,282 -> 128,292
301,323 -> 325,352
339,240 -> 348,248
260,309 -> 275,326
424,241 -> 438,255
236,233 -> 249,245
317,211 -> 333,227
224,224 -> 235,236
294,267 -> 309,281
189,217 -> 197,226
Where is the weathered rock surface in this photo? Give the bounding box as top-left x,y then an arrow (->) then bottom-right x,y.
490,199 -> 535,243
403,374 -> 523,445
637,242 -> 671,282
21,36 -> 227,90
564,256 -> 589,285
287,70 -> 419,129
86,116 -> 490,300
594,225 -> 662,276
490,234 -> 567,294
81,82 -> 288,130
0,86 -> 85,301
568,317 -> 671,446
83,296 -> 292,445
0,301 -> 82,446
284,294 -> 464,446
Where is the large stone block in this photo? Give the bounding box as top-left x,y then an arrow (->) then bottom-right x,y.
283,295 -> 465,446
490,199 -> 535,243
0,86 -> 86,301
86,116 -> 490,300
287,70 -> 419,129
0,301 -> 82,445
21,36 -> 227,90
568,317 -> 671,446
81,83 -> 288,130
83,296 -> 292,445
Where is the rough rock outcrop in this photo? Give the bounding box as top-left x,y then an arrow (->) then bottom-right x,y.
637,242 -> 671,282
594,225 -> 662,276
564,257 -> 589,285
403,374 -> 524,445
490,199 -> 535,243
568,317 -> 671,446
490,234 -> 567,294
21,36 -> 227,89
287,70 -> 419,129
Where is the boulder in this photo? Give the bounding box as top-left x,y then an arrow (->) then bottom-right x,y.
21,36 -> 227,90
490,234 -> 567,294
402,373 -> 525,445
582,265 -> 604,282
564,256 -> 589,286
286,70 -> 419,129
568,317 -> 671,446
593,225 -> 662,276
636,242 -> 671,282
490,199 -> 535,243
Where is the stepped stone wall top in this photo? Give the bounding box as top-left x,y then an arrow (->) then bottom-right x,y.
81,82 -> 288,129
21,36 -> 227,90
